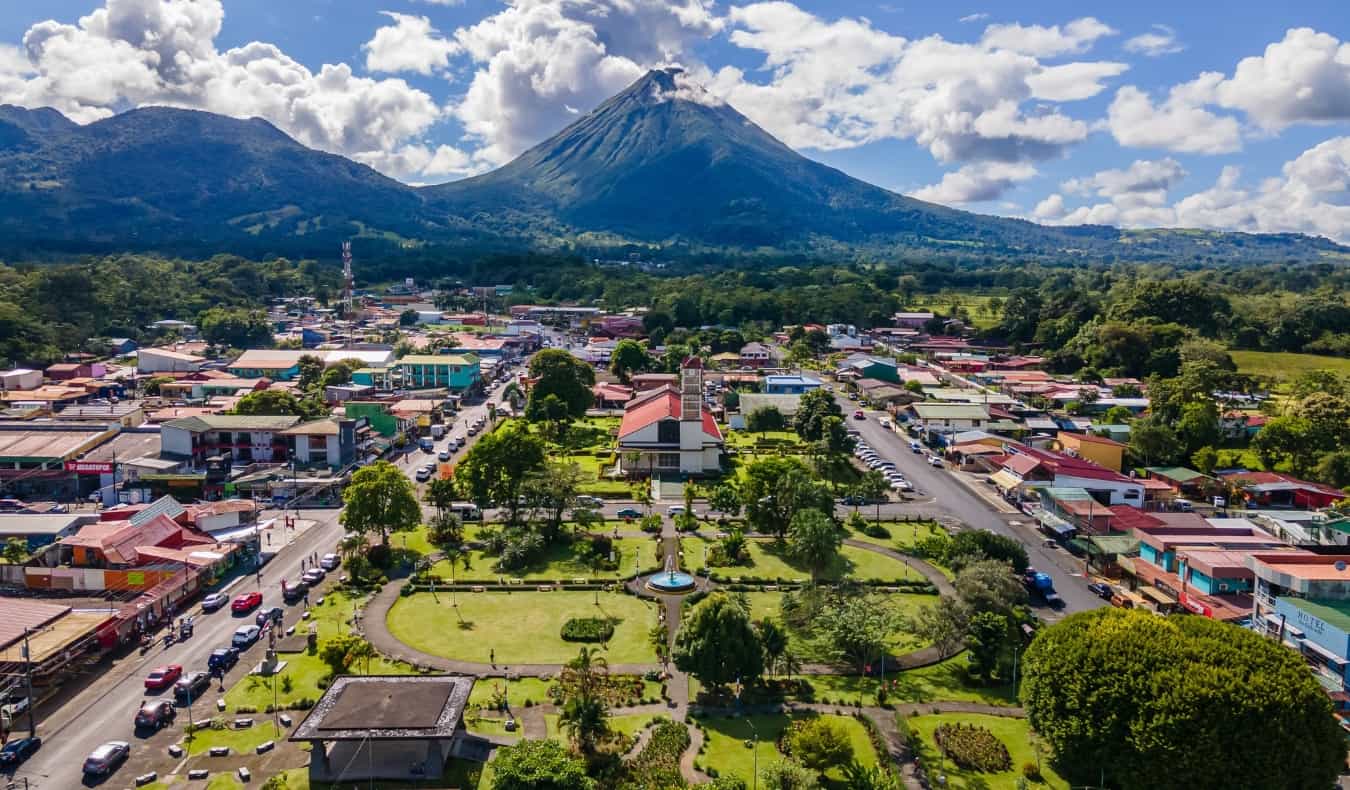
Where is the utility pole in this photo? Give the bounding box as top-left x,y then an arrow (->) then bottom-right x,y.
21,629 -> 35,736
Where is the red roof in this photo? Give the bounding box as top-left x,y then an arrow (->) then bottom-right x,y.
617,389 -> 721,442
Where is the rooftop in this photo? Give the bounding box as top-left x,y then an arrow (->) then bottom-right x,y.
290,675 -> 474,742
1284,598 -> 1350,635
396,354 -> 479,366
163,414 -> 302,432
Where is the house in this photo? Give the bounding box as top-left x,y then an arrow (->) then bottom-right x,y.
393,354 -> 481,391
343,402 -> 411,439
593,383 -> 634,409
763,374 -> 822,395
229,349 -> 394,381
0,512 -> 97,552
598,315 -> 645,338
1220,471 -> 1347,510
730,393 -> 804,430
107,338 -> 138,356
160,414 -> 302,466
838,355 -> 900,383
892,311 -> 935,329
1057,431 -> 1126,472
989,445 -> 1144,507
738,342 -> 776,368
45,363 -> 99,381
855,378 -> 919,407
1144,467 -> 1217,499
137,347 -> 204,374
0,369 -> 43,391
908,403 -> 991,436
631,373 -> 678,392
617,358 -> 724,476
281,418 -> 360,468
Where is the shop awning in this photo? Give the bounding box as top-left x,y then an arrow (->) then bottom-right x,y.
989,470 -> 1022,491
1141,587 -> 1176,606
1302,639 -> 1348,669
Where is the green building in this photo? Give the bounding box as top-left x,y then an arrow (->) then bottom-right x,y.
393,353 -> 480,390
343,402 -> 404,438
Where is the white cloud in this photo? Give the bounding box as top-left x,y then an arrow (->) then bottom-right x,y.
1037,138 -> 1350,243
958,13 -> 988,24
1123,24 -> 1183,57
2,0 -> 446,181
363,12 -> 459,76
1210,27 -> 1350,130
1106,81 -> 1242,154
914,161 -> 1037,204
979,17 -> 1116,57
712,6 -> 1120,165
451,0 -> 721,166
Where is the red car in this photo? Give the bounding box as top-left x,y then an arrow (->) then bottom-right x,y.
144,664 -> 182,690
231,591 -> 262,613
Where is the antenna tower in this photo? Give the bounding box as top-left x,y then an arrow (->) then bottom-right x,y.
341,241 -> 354,315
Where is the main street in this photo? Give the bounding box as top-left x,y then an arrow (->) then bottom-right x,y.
16,374 -> 519,789
837,394 -> 1106,617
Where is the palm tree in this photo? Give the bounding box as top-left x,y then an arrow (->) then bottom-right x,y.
561,646 -> 610,700
756,619 -> 788,678
345,638 -> 376,675
633,483 -> 654,516
559,694 -> 609,755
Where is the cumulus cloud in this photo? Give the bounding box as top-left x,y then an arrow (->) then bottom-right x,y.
1036,138 -> 1350,243
1124,24 -> 1183,57
711,6 -> 1120,175
1209,27 -> 1350,129
363,12 -> 459,75
913,162 -> 1037,204
451,0 -> 721,166
2,0 -> 445,181
979,17 -> 1116,57
1106,81 -> 1242,154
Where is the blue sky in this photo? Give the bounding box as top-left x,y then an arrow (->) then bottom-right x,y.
1,1 -> 1347,240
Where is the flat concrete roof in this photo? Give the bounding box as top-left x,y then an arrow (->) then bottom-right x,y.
291,675 -> 473,742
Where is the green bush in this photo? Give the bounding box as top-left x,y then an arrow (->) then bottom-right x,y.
1022,761 -> 1041,781
560,617 -> 615,642
934,722 -> 1012,773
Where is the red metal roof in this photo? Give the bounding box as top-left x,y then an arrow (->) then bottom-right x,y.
617,389 -> 721,442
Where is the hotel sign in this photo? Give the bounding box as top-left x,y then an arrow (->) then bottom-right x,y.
1294,609 -> 1328,637
64,460 -> 113,475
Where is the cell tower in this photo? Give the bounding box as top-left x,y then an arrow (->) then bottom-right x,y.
341,241 -> 354,315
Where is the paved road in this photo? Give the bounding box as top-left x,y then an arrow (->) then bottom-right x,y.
838,395 -> 1105,617
20,507 -> 345,789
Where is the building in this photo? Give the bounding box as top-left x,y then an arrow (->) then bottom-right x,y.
1219,471 -> 1347,510
593,383 -> 634,409
738,342 -> 776,368
1249,553 -> 1350,690
137,347 -> 204,374
393,354 -> 481,391
1143,466 -> 1218,500
729,393 -> 802,430
0,424 -> 119,501
763,374 -> 822,395
160,414 -> 302,466
892,311 -> 935,329
0,369 -> 42,391
617,358 -> 724,476
631,373 -> 678,392
989,445 -> 1144,507
908,403 -> 991,436
290,675 -> 478,783
0,599 -> 116,683
838,355 -> 901,384
281,418 -> 360,468
229,349 -> 395,381
343,402 -> 410,439
0,512 -> 97,552
45,363 -> 101,381
1057,431 -> 1126,472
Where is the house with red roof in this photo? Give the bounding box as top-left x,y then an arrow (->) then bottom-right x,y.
1219,470 -> 1347,509
988,444 -> 1145,507
617,358 -> 723,476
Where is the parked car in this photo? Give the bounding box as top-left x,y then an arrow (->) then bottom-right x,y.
144,664 -> 182,691
231,625 -> 261,649
415,467 -> 432,482
201,592 -> 228,612
852,410 -> 865,420
134,700 -> 176,730
0,736 -> 40,767
878,418 -> 891,428
928,455 -> 944,468
208,647 -> 239,673
319,553 -> 341,571
255,606 -> 284,628
173,672 -> 211,703
666,505 -> 686,516
82,741 -> 130,777
1088,582 -> 1114,600
231,591 -> 262,613
616,507 -> 642,519
302,567 -> 325,585
282,579 -> 309,603
575,495 -> 604,508
909,440 -> 923,453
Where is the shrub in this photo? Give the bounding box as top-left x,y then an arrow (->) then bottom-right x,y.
560,617 -> 615,642
934,722 -> 1012,773
1022,761 -> 1041,781
862,522 -> 890,540
366,543 -> 393,568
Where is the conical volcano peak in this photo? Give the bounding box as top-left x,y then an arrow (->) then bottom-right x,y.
624,66 -> 724,109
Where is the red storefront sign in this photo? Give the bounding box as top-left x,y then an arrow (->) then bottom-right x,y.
63,460 -> 113,475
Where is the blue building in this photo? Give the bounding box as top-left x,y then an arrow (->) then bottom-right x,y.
764,374 -> 823,395
1273,597 -> 1350,688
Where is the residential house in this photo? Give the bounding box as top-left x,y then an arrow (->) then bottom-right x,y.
892,311 -> 935,329
1220,471 -> 1348,509
631,373 -> 678,392
738,342 -> 775,369
617,358 -> 723,476
763,374 -> 822,395
593,383 -> 634,409
46,363 -> 102,381
907,403 -> 991,436
1058,431 -> 1126,472
107,338 -> 138,356
989,445 -> 1144,507
0,369 -> 43,391
730,393 -> 804,430
1144,467 -> 1218,500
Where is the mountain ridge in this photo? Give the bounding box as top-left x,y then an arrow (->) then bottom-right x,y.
0,71 -> 1344,262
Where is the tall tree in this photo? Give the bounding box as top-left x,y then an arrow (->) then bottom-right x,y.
527,349 -> 596,420
746,405 -> 787,435
1022,608 -> 1344,790
741,457 -> 834,538
339,461 -> 421,546
200,307 -> 272,349
608,339 -> 648,384
297,354 -> 324,391
491,740 -> 595,790
793,389 -> 843,442
822,595 -> 895,675
786,508 -> 841,582
455,423 -> 546,523
673,594 -> 764,690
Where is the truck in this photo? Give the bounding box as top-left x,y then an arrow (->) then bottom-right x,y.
430,424 -> 447,440
1023,568 -> 1064,608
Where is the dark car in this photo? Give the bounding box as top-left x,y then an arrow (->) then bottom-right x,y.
1088,582 -> 1113,600
255,606 -> 284,628
615,507 -> 642,519
82,741 -> 130,776
134,700 -> 176,730
173,671 -> 211,704
0,736 -> 40,767
282,579 -> 309,603
207,647 -> 239,673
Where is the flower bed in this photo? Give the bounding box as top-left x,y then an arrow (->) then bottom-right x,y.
560,617 -> 615,642
934,722 -> 1012,773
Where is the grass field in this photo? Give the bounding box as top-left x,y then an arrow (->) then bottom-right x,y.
185,721 -> 283,756
387,591 -> 660,665
682,537 -> 927,583
697,713 -> 878,785
905,713 -> 1066,790
908,294 -> 1002,330
739,590 -> 934,657
544,712 -> 659,741
1230,350 -> 1350,382
430,536 -> 659,582
790,657 -> 1016,706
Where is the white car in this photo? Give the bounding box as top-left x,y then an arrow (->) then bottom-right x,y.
928,456 -> 944,468
890,480 -> 913,491
319,553 -> 341,571
667,505 -> 686,516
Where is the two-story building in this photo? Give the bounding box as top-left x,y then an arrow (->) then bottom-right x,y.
908,403 -> 991,436
738,342 -> 776,369
160,414 -> 301,466
393,354 -> 480,390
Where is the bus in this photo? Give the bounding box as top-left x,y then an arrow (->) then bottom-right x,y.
449,502 -> 482,521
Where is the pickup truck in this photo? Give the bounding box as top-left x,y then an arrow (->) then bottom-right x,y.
1023,568 -> 1065,608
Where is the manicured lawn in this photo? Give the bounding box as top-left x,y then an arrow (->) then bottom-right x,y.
1230,350 -> 1350,383
740,591 -> 934,658
845,519 -> 943,549
690,538 -> 926,583
906,713 -> 1066,790
794,657 -> 1016,706
544,712 -> 659,740
206,776 -> 244,790
430,536 -> 659,582
468,677 -> 556,709
698,713 -> 878,784
387,591 -> 660,664
185,721 -> 283,755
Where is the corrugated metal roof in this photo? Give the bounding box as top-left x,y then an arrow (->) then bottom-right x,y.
129,495 -> 186,526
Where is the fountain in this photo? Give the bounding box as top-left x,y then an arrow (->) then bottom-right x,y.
645,553 -> 697,594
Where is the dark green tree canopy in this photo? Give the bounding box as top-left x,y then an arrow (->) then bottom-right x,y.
1022,608 -> 1344,790
527,349 -> 596,420
490,739 -> 594,790
673,593 -> 764,688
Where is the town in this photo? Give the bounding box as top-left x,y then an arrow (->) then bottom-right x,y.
0,271 -> 1346,790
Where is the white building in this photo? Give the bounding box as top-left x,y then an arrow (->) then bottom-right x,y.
137,347 -> 205,374
0,369 -> 43,391
617,358 -> 723,476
